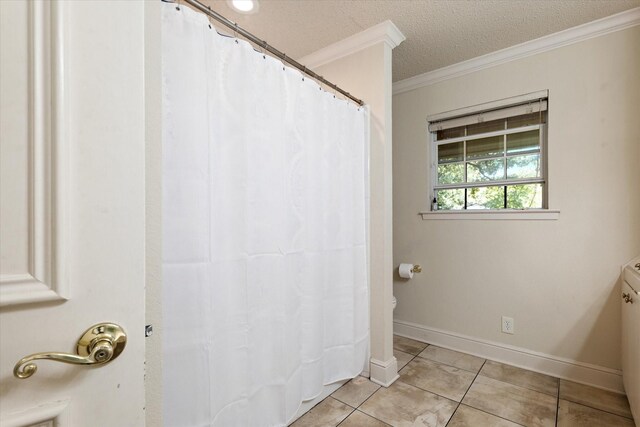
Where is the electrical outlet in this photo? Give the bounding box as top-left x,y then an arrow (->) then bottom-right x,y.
501,316 -> 514,334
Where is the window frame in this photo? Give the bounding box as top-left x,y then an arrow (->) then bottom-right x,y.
429,107 -> 549,212
429,123 -> 549,212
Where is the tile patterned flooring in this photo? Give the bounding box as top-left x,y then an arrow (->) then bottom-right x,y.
291,335 -> 636,427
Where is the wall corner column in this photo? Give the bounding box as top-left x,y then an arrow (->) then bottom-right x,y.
299,20 -> 405,387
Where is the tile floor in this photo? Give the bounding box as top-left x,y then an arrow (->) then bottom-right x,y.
291,335 -> 636,427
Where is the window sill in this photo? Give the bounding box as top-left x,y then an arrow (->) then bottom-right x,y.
419,209 -> 560,220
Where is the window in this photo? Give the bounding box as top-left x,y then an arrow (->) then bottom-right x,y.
429,93 -> 548,211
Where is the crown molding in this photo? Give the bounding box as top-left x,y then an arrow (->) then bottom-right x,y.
299,20 -> 406,69
393,6 -> 640,95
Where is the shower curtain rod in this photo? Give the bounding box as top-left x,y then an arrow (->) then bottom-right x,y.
176,0 -> 365,106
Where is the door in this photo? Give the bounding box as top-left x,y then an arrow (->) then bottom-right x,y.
0,1 -> 146,425
622,274 -> 640,420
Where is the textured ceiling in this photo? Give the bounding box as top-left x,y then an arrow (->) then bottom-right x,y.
199,0 -> 639,82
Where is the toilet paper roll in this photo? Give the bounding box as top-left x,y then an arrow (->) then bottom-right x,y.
399,263 -> 414,279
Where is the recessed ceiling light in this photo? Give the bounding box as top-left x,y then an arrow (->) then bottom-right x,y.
227,0 -> 259,14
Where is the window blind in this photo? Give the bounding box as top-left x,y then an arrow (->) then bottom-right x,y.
428,90 -> 548,132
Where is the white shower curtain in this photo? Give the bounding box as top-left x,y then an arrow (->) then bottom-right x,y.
162,3 -> 369,426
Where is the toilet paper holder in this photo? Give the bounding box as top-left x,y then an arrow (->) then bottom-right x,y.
399,263 -> 422,279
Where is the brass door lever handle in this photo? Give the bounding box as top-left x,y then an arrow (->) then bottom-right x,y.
14,323 -> 127,379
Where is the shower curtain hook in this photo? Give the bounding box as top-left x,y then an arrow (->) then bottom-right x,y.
205,6 -> 214,29
234,23 -> 239,43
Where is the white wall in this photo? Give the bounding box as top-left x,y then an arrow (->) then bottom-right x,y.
392,25 -> 640,376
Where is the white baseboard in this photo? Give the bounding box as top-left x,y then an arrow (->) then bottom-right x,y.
369,357 -> 400,387
394,319 -> 624,394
